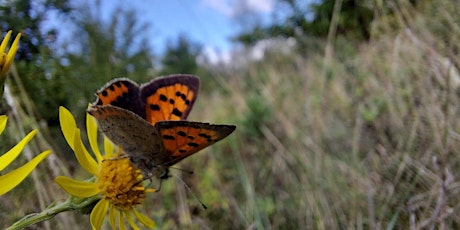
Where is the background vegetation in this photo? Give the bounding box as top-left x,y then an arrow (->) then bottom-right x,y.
1,0 -> 460,229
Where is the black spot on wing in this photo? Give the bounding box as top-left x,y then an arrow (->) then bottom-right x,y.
163,135 -> 175,140
187,142 -> 199,147
177,131 -> 186,137
198,133 -> 212,139
150,104 -> 160,111
172,108 -> 183,117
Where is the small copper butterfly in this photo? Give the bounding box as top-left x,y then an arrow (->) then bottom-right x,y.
87,74 -> 236,179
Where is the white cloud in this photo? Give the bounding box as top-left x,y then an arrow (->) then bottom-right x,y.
248,37 -> 297,60
198,46 -> 232,65
247,0 -> 275,13
202,0 -> 234,16
198,38 -> 296,67
202,0 -> 275,17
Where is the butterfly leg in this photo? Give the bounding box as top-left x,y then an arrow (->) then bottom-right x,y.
152,170 -> 171,192
133,177 -> 162,192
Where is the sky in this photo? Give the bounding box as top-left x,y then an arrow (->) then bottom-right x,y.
42,0 -> 314,63
95,0 -> 280,63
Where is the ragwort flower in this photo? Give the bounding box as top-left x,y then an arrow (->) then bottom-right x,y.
0,115 -> 51,195
0,30 -> 21,77
55,107 -> 155,230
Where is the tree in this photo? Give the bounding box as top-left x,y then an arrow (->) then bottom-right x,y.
0,0 -> 72,123
159,34 -> 201,76
233,0 -> 374,49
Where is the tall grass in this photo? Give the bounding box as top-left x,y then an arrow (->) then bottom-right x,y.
157,1 -> 460,228
2,0 -> 460,229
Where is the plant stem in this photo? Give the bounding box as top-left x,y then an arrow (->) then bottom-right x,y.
5,195 -> 101,230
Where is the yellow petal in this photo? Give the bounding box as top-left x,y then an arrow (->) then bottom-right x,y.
0,150 -> 51,195
4,33 -> 20,62
108,205 -> 117,229
0,31 -> 12,54
126,212 -> 140,230
118,211 -> 126,230
55,176 -> 100,197
60,107 -> 98,175
104,136 -> 114,157
59,106 -> 77,150
133,209 -> 155,229
91,199 -> 109,230
73,129 -> 98,175
86,111 -> 102,163
0,115 -> 7,134
0,129 -> 37,171
1,33 -> 20,76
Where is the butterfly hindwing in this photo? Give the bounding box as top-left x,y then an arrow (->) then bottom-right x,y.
87,105 -> 164,173
141,75 -> 199,125
155,120 -> 236,166
94,78 -> 145,118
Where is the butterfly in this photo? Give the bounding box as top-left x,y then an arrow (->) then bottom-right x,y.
87,75 -> 236,179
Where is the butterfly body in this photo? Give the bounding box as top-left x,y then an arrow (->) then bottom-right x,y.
88,75 -> 236,180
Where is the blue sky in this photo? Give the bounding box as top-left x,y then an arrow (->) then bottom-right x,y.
96,0 -> 279,62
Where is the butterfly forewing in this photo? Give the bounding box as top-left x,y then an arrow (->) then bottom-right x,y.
141,75 -> 199,124
155,120 -> 236,166
94,79 -> 144,118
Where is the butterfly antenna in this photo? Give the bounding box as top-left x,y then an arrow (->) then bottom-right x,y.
169,166 -> 194,175
172,174 -> 207,209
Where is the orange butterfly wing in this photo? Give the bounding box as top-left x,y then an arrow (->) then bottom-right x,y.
141,75 -> 199,124
93,78 -> 145,117
92,75 -> 200,125
155,120 -> 236,167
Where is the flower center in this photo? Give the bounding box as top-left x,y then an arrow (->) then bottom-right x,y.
98,155 -> 147,210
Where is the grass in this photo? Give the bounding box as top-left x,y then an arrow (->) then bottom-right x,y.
2,0 -> 460,229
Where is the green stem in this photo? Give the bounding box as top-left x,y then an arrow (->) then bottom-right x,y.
5,195 -> 101,230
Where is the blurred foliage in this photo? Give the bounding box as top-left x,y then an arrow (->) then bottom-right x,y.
159,34 -> 201,76
233,0 -> 374,48
0,0 -> 71,120
233,0 -> 437,51
240,93 -> 273,138
159,34 -> 223,94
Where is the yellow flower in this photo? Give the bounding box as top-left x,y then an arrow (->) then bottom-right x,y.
0,30 -> 21,77
0,115 -> 51,195
55,107 -> 155,230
